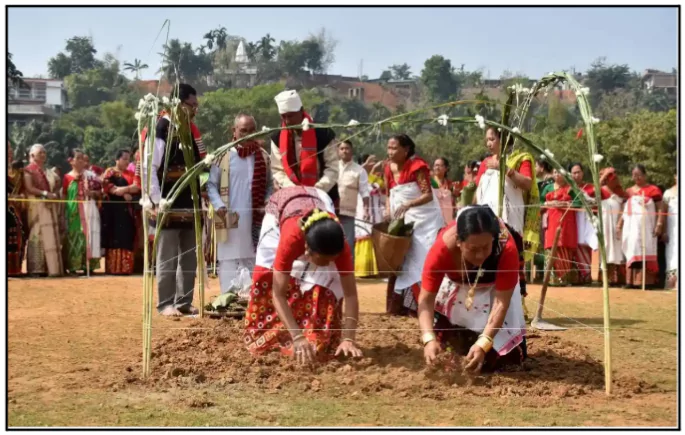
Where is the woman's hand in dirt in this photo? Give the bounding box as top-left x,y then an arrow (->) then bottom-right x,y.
424,340 -> 441,365
335,340 -> 363,358
464,344 -> 486,374
293,337 -> 316,365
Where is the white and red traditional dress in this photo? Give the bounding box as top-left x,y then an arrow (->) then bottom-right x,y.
243,186 -> 354,360
383,156 -> 445,315
622,184 -> 663,287
421,209 -> 527,370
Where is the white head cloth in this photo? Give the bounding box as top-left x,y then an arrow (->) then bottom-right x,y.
274,90 -> 303,114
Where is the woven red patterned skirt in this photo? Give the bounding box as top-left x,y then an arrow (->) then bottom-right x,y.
243,265 -> 342,360
105,249 -> 134,275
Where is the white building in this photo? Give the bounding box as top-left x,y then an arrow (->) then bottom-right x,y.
8,78 -> 69,125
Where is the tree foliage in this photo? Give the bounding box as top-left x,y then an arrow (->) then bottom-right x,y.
8,30 -> 677,191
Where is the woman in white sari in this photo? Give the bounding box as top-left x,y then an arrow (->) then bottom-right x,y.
599,167 -> 628,286
617,164 -> 665,289
662,175 -> 677,290
383,134 -> 445,315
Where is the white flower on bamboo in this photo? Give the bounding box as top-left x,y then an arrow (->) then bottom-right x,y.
544,148 -> 555,159
539,154 -> 547,161
559,169 -> 568,177
140,197 -> 153,211
522,87 -> 530,95
511,127 -> 521,134
162,96 -> 170,105
134,112 -> 142,121
576,87 -> 590,97
301,118 -> 310,131
203,153 -> 215,166
138,99 -> 146,110
475,114 -> 486,130
591,117 -> 600,124
261,126 -> 270,132
171,97 -> 181,106
593,154 -> 604,163
348,119 -> 360,126
144,93 -> 156,102
591,216 -> 601,229
437,114 -> 449,127
159,198 -> 170,212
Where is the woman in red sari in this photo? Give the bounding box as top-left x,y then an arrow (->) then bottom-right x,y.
418,206 -> 527,373
542,168 -> 579,286
102,149 -> 140,275
7,142 -> 25,276
617,164 -> 665,288
243,186 -> 363,364
383,134 -> 445,316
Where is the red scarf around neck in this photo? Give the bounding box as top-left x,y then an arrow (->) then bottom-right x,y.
236,141 -> 267,249
279,112 -> 318,187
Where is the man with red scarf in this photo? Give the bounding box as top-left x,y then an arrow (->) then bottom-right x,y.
207,114 -> 272,294
270,89 -> 340,206
140,83 -> 208,317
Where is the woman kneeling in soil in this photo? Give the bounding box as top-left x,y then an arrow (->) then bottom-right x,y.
243,186 -> 363,365
417,206 -> 527,373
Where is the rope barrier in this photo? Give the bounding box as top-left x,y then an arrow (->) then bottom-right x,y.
6,197 -> 678,216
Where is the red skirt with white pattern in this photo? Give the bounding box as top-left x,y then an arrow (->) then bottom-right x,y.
243,265 -> 342,360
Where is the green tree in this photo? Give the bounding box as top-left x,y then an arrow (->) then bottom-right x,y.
159,39 -> 212,84
421,55 -> 458,103
7,53 -> 26,88
256,34 -> 277,61
48,36 -> 98,78
123,58 -> 149,80
390,63 -> 412,80
47,52 -> 73,79
379,70 -> 393,81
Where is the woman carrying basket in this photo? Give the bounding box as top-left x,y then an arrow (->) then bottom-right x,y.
383,134 -> 445,315
243,186 -> 363,365
417,206 -> 527,373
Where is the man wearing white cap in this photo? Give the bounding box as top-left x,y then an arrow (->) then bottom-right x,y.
271,89 -> 340,206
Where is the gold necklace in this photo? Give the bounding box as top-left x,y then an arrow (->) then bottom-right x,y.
462,257 -> 484,311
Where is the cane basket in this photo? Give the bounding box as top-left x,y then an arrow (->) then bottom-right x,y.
371,222 -> 412,277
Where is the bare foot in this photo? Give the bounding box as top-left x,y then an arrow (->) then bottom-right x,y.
178,305 -> 199,316
160,306 -> 182,317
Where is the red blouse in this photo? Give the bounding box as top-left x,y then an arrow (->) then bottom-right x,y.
273,216 -> 354,276
627,184 -> 663,202
384,156 -> 431,191
475,156 -> 532,186
544,185 -> 578,249
421,221 -> 519,293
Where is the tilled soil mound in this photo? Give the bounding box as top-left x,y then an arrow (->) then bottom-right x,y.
126,314 -> 659,400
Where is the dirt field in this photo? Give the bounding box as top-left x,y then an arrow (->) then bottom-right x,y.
7,273 -> 677,427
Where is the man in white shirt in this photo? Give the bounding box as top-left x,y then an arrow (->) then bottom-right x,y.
337,139 -> 371,262
270,89 -> 340,206
207,114 -> 272,294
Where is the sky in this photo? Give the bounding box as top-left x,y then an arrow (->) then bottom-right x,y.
8,6 -> 679,81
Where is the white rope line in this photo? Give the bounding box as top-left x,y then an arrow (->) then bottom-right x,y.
9,197 -> 675,216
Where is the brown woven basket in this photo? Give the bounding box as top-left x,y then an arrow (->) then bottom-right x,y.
371,222 -> 412,276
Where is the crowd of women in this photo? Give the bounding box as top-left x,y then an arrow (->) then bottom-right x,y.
7,143 -> 144,278
7,125 -> 678,374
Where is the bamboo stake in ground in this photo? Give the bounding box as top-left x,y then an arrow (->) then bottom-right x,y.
531,212 -> 567,331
